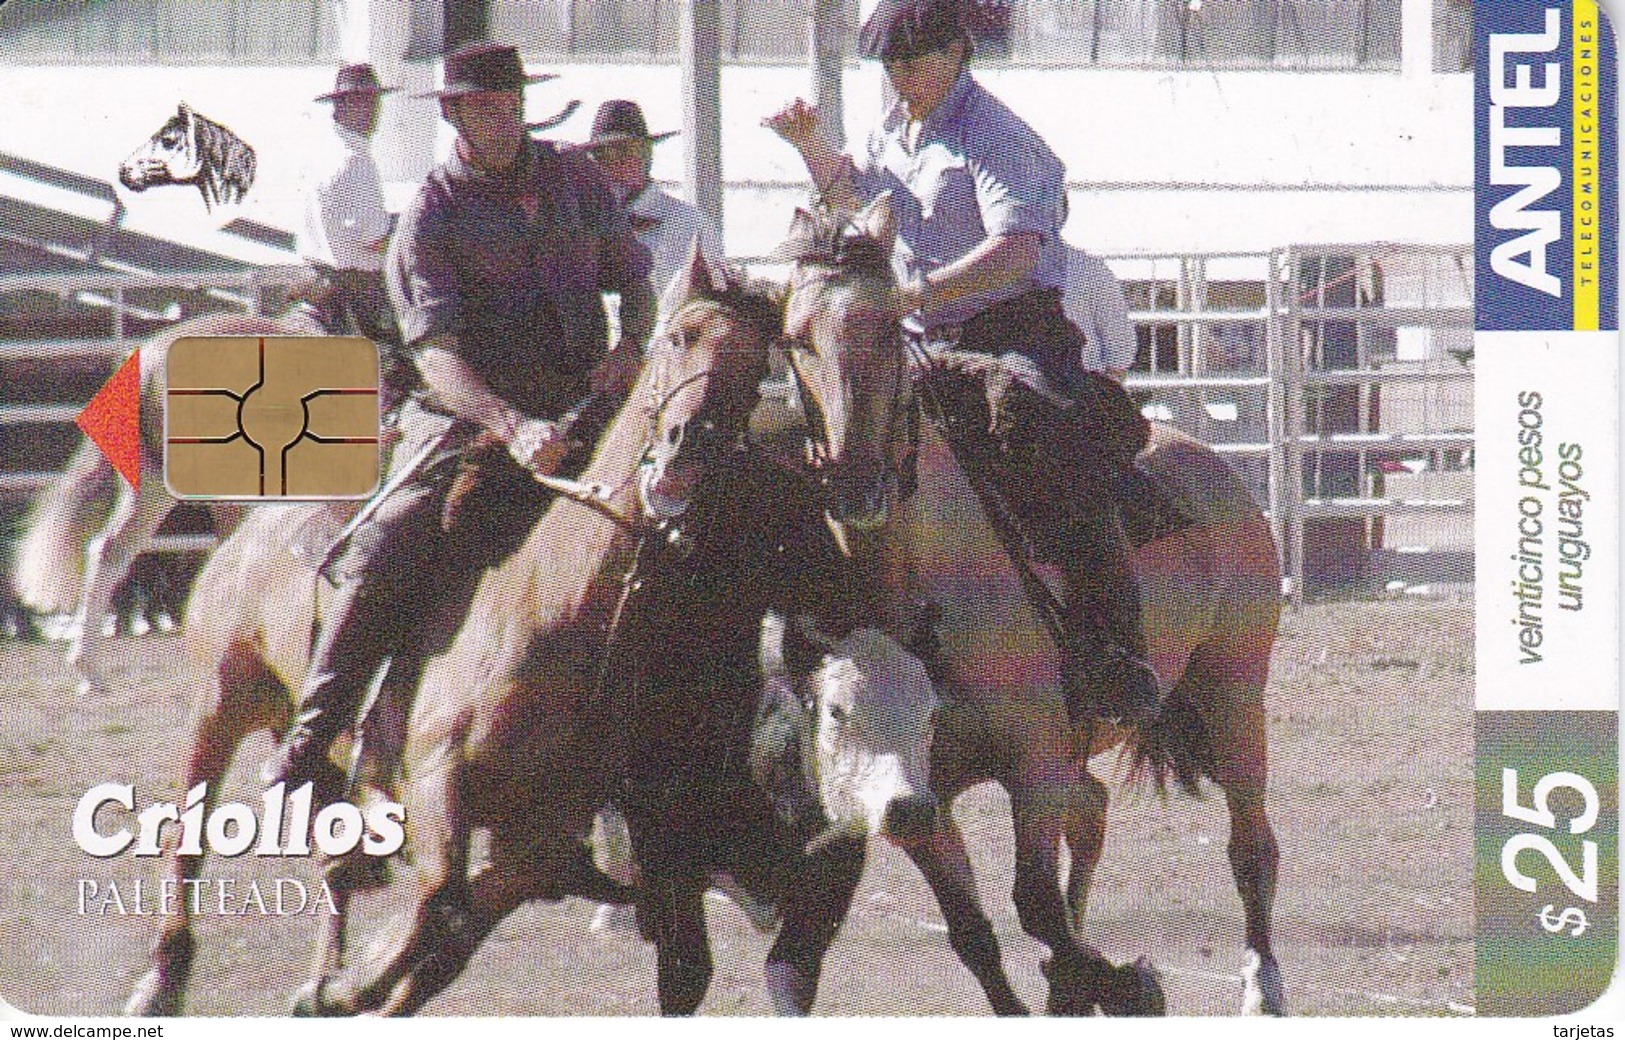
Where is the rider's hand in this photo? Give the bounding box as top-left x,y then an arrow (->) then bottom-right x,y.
896,274 -> 931,317
763,99 -> 821,154
508,417 -> 571,476
590,341 -> 642,400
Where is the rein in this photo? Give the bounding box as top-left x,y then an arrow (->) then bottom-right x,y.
533,301 -> 747,534
530,472 -> 640,532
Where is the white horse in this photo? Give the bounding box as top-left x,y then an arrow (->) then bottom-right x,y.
11,312 -> 322,695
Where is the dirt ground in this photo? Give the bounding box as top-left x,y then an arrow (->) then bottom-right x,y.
0,596 -> 1474,1017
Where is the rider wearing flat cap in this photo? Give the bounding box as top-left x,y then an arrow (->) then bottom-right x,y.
265,42 -> 656,793
768,0 -> 1161,724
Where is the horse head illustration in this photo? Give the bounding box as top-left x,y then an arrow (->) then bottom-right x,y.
119,102 -> 256,210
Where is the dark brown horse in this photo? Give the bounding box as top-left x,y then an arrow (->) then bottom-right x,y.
775,196 -> 1285,1016
620,262 -> 941,1010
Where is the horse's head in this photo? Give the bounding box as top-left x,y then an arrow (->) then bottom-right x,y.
637,244 -> 778,521
776,194 -> 909,551
119,104 -> 203,193
756,614 -> 941,852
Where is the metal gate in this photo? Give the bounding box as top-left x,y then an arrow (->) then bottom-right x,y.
1,247 -> 1473,613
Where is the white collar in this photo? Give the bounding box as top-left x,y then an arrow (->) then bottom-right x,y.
628,183 -> 682,217
334,124 -> 371,154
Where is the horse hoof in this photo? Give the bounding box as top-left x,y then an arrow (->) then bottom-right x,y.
1240,949 -> 1286,1016
764,960 -> 815,1016
1106,956 -> 1165,1017
1040,955 -> 1098,1016
76,675 -> 110,698
290,979 -> 327,1017
124,970 -> 182,1017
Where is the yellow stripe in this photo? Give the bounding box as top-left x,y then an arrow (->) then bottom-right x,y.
1573,0 -> 1601,330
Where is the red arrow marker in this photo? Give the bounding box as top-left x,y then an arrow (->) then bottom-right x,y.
76,349 -> 142,492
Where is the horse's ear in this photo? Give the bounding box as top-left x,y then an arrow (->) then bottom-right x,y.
786,206 -> 818,250
661,238 -> 710,313
855,191 -> 897,254
766,206 -> 819,264
687,236 -> 726,296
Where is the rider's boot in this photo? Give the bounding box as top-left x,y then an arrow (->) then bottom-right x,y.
1059,505 -> 1161,726
261,582 -> 393,802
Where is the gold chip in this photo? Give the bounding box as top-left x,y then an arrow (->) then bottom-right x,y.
165,335 -> 380,499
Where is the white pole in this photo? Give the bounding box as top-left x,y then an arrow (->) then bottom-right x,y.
681,0 -> 724,235
348,0 -> 438,202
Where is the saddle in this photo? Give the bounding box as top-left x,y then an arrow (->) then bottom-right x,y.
922,349 -> 1195,552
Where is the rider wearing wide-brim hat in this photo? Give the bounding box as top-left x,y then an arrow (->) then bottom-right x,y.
264,41 -> 656,794
574,99 -> 727,305
300,63 -> 404,377
315,62 -> 400,103
766,0 -> 1162,725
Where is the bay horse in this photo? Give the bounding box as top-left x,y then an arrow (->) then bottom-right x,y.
11,312 -> 323,698
774,196 -> 1285,1016
119,103 -> 257,210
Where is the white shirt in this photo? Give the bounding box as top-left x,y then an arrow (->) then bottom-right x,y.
627,183 -> 726,305
299,123 -> 390,272
1063,247 -> 1137,373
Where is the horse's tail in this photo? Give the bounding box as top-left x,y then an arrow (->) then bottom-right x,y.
1126,693 -> 1214,798
11,439 -> 120,616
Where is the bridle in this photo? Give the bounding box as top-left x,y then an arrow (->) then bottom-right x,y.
638,300 -> 773,524
779,234 -> 915,514
533,302 -> 750,533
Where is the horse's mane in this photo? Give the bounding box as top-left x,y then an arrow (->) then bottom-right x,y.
190,110 -> 256,208
665,271 -> 784,350
771,205 -> 893,278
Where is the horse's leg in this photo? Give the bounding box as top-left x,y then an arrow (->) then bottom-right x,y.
69,475 -> 170,695
307,859 -> 352,984
365,829 -> 557,1016
1189,660 -> 1283,1016
1009,776 -> 1163,1016
302,757 -> 470,1016
126,643 -> 289,1016
903,815 -> 1028,1015
1061,768 -> 1111,937
642,870 -> 714,1015
307,842 -> 394,987
764,835 -> 865,1015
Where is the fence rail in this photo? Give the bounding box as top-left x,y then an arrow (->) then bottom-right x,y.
2,246 -> 1473,609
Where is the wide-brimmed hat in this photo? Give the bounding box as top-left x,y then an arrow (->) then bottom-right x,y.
315,63 -> 398,103
580,100 -> 677,150
414,42 -> 557,99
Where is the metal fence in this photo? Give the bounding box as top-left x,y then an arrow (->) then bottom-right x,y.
1111,242 -> 1474,604
1,245 -> 1472,608
1,0 -> 1475,72
0,266 -> 309,551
